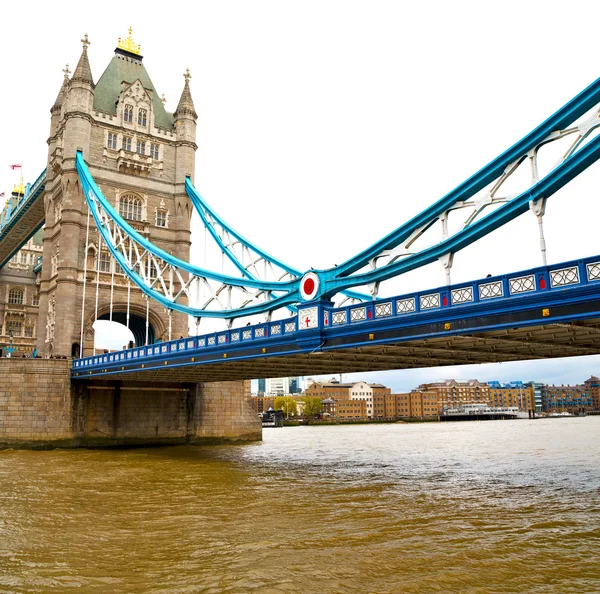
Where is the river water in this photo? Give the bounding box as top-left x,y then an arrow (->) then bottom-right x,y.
1,417 -> 599,593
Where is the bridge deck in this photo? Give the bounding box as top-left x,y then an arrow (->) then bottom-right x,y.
73,251 -> 600,382
72,318 -> 600,383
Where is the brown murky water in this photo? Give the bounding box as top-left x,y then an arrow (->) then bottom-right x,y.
1,417 -> 599,593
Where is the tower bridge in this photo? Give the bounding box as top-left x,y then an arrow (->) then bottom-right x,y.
3,30 -> 600,447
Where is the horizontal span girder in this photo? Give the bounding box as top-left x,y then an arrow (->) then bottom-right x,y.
73,252 -> 600,382
72,318 -> 600,383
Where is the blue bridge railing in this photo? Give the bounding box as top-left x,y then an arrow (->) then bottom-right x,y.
73,252 -> 600,373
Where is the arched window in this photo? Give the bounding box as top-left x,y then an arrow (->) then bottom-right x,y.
119,194 -> 143,221
138,108 -> 147,127
124,105 -> 133,123
8,287 -> 24,305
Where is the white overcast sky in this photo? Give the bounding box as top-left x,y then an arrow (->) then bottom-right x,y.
2,0 -> 600,389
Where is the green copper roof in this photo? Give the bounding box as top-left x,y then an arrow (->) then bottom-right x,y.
93,53 -> 174,130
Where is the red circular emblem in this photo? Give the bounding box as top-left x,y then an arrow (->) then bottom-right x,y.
303,277 -> 315,295
300,271 -> 320,301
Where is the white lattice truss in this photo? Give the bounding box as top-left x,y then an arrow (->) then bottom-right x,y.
90,197 -> 296,322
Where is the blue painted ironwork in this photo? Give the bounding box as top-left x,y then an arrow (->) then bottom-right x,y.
77,152 -> 302,319
185,177 -> 367,305
73,251 -> 600,376
0,169 -> 46,267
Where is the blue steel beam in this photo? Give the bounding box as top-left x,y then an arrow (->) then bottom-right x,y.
0,169 -> 46,268
185,177 -> 368,303
73,251 -> 600,379
320,131 -> 600,297
333,75 -> 600,278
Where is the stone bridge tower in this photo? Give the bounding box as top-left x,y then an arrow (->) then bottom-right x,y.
37,30 -> 197,357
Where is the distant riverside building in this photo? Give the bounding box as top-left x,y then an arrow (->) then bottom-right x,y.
541,384 -> 593,412
583,376 -> 600,409
526,381 -> 544,413
0,185 -> 43,357
487,381 -> 534,412
305,379 -> 390,418
417,379 -> 490,410
255,376 -> 303,397
248,396 -> 276,414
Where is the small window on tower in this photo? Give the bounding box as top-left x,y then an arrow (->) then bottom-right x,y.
156,210 -> 167,228
119,194 -> 143,221
107,133 -> 117,150
99,251 -> 111,273
138,108 -> 147,127
124,105 -> 133,123
122,136 -> 132,151
8,288 -> 24,305
136,141 -> 146,155
150,143 -> 159,160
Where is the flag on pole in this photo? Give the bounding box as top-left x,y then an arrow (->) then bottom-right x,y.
9,164 -> 22,170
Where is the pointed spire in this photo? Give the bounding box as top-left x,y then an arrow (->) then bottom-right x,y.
174,69 -> 197,119
72,34 -> 94,86
51,64 -> 71,112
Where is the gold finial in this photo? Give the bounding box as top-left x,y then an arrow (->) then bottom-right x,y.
81,34 -> 90,50
62,63 -> 71,80
117,27 -> 142,56
184,69 -> 191,83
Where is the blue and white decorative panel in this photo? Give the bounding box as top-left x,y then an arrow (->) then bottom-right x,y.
187,340 -> 195,349
587,261 -> 600,282
208,336 -> 216,346
285,322 -> 296,333
550,266 -> 579,287
198,338 -> 206,347
231,332 -> 240,342
479,281 -> 503,300
178,342 -> 185,351
350,307 -> 367,322
242,330 -> 252,340
255,328 -> 265,338
218,335 -> 227,344
396,297 -> 416,314
161,345 -> 168,353
332,311 -> 347,325
375,302 -> 392,318
420,293 -> 440,310
154,346 -> 160,355
270,324 -> 281,335
509,274 -> 535,294
133,351 -> 138,358
127,352 -> 132,358
298,306 -> 319,330
451,287 -> 474,305
170,344 -> 177,352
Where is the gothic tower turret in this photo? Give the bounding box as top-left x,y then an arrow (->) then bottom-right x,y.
37,30 -> 196,357
174,69 -> 198,183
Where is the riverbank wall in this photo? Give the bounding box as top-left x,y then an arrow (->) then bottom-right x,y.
0,359 -> 260,448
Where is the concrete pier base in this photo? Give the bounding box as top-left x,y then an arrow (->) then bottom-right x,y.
0,359 -> 261,449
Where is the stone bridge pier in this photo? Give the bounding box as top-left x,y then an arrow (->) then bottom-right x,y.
0,359 -> 260,448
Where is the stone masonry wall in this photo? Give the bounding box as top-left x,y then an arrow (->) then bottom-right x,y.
193,380 -> 261,443
0,359 -> 73,447
0,360 -> 260,448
